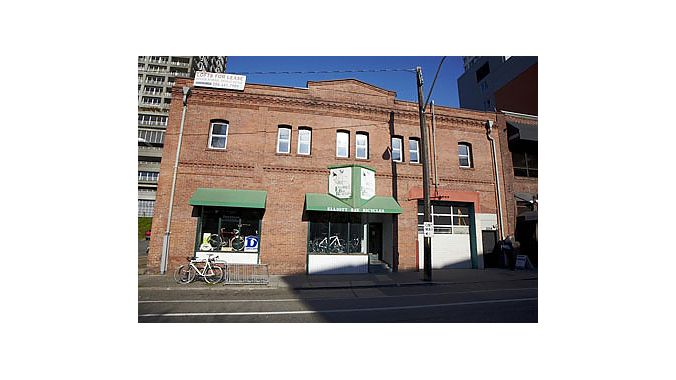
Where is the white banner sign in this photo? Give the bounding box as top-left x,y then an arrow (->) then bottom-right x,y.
360,168 -> 375,200
329,167 -> 352,199
194,71 -> 246,90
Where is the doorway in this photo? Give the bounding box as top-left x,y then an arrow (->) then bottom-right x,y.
481,229 -> 498,268
368,223 -> 383,261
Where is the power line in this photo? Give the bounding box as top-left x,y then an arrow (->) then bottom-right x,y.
229,68 -> 417,75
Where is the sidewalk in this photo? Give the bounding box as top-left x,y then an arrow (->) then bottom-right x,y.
138,268 -> 537,290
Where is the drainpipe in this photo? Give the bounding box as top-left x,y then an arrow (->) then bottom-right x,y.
159,86 -> 191,274
431,101 -> 439,194
486,120 -> 505,240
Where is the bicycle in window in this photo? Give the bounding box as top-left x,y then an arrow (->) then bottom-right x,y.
205,223 -> 253,252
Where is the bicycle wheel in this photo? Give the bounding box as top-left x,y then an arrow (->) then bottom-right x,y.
231,236 -> 244,251
174,265 -> 192,284
207,234 -> 222,249
204,265 -> 224,284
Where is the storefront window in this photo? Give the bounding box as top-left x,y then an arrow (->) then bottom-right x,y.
308,213 -> 364,254
418,202 -> 471,235
196,207 -> 262,253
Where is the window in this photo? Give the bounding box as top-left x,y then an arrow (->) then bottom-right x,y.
195,208 -> 262,253
277,126 -> 291,154
475,62 -> 490,82
209,121 -> 229,149
138,171 -> 159,182
297,127 -> 311,155
356,132 -> 368,159
308,213 -> 364,254
336,131 -> 349,158
138,200 -> 155,217
409,138 -> 420,163
138,129 -> 165,145
458,143 -> 472,168
417,202 -> 470,235
391,136 -> 403,162
512,151 -> 538,177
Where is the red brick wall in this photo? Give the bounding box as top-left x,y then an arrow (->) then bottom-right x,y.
495,64 -> 538,116
147,79 -> 504,275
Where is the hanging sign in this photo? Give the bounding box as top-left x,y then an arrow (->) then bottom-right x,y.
329,167 -> 352,199
360,168 -> 375,200
194,71 -> 246,90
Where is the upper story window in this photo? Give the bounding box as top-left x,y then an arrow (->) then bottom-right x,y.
297,127 -> 311,155
209,120 -> 229,150
356,132 -> 369,159
409,138 -> 420,164
336,131 -> 349,158
458,142 -> 473,168
277,126 -> 291,154
391,136 -> 403,162
512,151 -> 537,178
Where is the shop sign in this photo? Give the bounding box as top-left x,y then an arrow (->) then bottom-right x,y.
327,207 -> 386,213
515,255 -> 528,269
244,236 -> 259,252
329,167 -> 352,199
194,71 -> 246,90
360,168 -> 375,200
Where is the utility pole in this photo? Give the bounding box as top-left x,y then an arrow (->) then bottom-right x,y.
416,67 -> 432,281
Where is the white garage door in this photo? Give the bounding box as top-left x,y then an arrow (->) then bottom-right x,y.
418,203 -> 472,269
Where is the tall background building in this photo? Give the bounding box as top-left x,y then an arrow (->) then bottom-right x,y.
137,56 -> 227,218
457,56 -> 537,114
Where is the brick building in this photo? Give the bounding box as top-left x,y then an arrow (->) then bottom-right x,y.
146,77 -> 514,275
495,110 -> 538,266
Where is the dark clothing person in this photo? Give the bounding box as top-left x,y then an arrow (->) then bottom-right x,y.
502,236 -> 515,270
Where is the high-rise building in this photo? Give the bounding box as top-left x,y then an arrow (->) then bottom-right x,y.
138,56 -> 226,217
457,56 -> 537,113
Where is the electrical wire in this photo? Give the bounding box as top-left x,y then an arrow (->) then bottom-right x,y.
229,68 -> 417,75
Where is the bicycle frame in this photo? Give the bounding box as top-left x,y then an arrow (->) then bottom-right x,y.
189,256 -> 217,277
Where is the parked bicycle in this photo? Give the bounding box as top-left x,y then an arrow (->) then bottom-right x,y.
174,254 -> 224,284
206,223 -> 252,252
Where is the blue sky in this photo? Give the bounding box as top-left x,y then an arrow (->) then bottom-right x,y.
226,56 -> 464,108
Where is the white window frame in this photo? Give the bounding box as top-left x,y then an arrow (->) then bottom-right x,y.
208,121 -> 229,150
277,126 -> 291,154
391,137 -> 403,162
356,132 -> 368,159
458,143 -> 472,168
297,128 -> 311,155
336,131 -> 349,158
409,138 -> 420,163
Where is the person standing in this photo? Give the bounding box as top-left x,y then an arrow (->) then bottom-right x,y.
502,235 -> 515,270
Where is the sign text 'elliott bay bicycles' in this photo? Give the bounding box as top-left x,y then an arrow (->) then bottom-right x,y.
194,71 -> 246,91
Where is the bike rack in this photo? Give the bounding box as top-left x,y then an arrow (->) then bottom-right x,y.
220,263 -> 270,285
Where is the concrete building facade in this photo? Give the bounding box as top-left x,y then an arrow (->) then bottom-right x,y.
457,56 -> 537,112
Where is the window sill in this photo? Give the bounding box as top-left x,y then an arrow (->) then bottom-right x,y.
355,158 -> 371,162
409,162 -> 422,166
274,152 -> 292,156
296,154 -> 313,158
205,147 -> 227,152
335,156 -> 352,160
459,166 -> 475,170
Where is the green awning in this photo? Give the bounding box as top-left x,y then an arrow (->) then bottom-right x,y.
305,193 -> 402,214
189,188 -> 267,209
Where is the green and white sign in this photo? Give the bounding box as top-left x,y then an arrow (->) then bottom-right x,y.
329,167 -> 352,199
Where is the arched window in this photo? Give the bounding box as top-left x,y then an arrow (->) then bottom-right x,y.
336,130 -> 349,158
277,125 -> 292,154
298,127 -> 312,155
391,136 -> 403,162
458,142 -> 473,168
208,119 -> 229,149
356,132 -> 369,159
409,137 -> 420,163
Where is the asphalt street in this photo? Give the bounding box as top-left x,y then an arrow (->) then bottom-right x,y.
138,278 -> 537,322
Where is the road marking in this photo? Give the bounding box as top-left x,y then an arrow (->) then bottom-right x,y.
138,287 -> 538,304
138,297 -> 537,318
